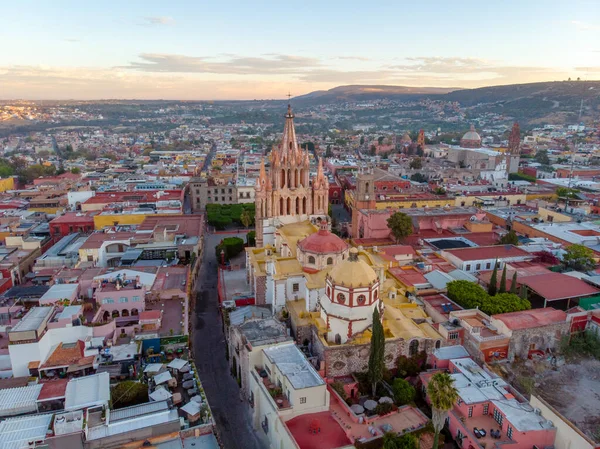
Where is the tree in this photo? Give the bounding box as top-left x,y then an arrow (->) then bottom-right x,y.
562,244 -> 596,272
387,212 -> 413,243
240,209 -> 253,229
488,262 -> 498,296
378,136 -> 385,145
427,372 -> 459,449
519,284 -> 528,300
498,230 -> 519,246
368,307 -> 385,397
409,158 -> 423,170
534,149 -> 550,165
360,136 -> 365,145
111,381 -> 149,409
410,173 -> 427,183
383,432 -> 418,449
510,271 -> 518,294
448,280 -> 488,309
392,378 -> 416,405
555,187 -> 579,199
246,230 -> 256,247
499,265 -> 507,293
70,167 -> 81,174
482,293 -> 530,315
370,144 -> 377,155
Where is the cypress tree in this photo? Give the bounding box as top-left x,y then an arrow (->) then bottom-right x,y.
519,284 -> 528,300
499,265 -> 507,293
510,271 -> 518,294
488,262 -> 498,296
368,307 -> 385,397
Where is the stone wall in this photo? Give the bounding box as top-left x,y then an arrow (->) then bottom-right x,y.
509,322 -> 569,361
255,275 -> 266,305
311,326 -> 439,378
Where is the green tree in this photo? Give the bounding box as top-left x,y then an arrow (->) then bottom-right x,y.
534,149 -> 550,165
392,378 -> 416,405
448,280 -> 488,309
488,262 -> 498,296
555,187 -> 579,199
70,167 -> 81,174
111,381 -> 149,409
215,237 -> 245,263
510,271 -> 518,294
246,230 -> 256,247
562,244 -> 596,272
386,212 -> 413,243
240,209 -> 253,229
378,136 -> 385,145
427,372 -> 459,449
368,307 -> 385,397
520,284 -> 528,300
481,293 -> 530,315
499,265 -> 507,293
360,136 -> 365,145
409,157 -> 423,170
410,173 -> 427,183
383,432 -> 419,449
498,230 -> 519,246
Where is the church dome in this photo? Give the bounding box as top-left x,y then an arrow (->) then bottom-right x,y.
298,224 -> 348,254
460,125 -> 482,148
329,248 -> 378,288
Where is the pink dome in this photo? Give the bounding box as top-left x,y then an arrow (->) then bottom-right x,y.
298,228 -> 348,254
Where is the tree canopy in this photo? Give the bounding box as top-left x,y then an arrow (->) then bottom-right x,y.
498,230 -> 519,246
409,157 -> 423,170
392,378 -> 416,406
562,244 -> 596,272
447,280 -> 531,315
534,149 -> 550,165
382,432 -> 418,449
368,307 -> 385,397
387,212 -> 413,243
428,372 -> 459,449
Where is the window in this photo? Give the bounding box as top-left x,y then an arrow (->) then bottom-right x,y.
356,294 -> 366,305
448,332 -> 459,340
196,189 -> 199,194
337,293 -> 346,304
229,188 -> 232,193
468,406 -> 473,417
300,397 -> 306,404
119,297 -> 128,303
476,263 -> 481,270
102,298 -> 114,304
132,296 -> 140,302
486,262 -> 491,269
493,409 -> 503,427
409,340 -> 419,356
327,257 -> 333,265
221,189 -> 225,194
465,264 -> 471,271
507,425 -> 513,439
483,403 -> 489,415
292,283 -> 299,293
308,256 -> 316,264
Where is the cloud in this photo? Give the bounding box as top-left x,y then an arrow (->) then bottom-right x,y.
143,16 -> 175,26
122,53 -> 322,75
336,56 -> 371,61
571,20 -> 600,32
63,38 -> 80,43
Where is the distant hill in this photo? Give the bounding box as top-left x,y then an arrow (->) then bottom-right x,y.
294,81 -> 600,125
293,85 -> 456,103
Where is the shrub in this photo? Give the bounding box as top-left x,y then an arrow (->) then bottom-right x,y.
447,280 -> 531,315
111,381 -> 148,409
246,230 -> 256,247
215,237 -> 245,262
392,378 -> 416,405
375,402 -> 396,416
331,381 -> 347,400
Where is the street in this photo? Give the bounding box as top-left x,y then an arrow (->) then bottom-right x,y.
193,232 -> 265,449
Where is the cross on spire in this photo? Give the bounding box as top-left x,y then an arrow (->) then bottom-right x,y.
287,92 -> 292,102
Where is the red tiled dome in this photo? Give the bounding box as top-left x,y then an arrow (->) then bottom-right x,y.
298,228 -> 348,254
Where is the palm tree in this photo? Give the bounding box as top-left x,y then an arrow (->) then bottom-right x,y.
427,372 -> 459,449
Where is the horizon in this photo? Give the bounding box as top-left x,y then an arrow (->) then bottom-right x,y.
1,0 -> 599,100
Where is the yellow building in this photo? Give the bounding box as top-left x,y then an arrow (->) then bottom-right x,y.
0,177 -> 14,192
93,211 -> 181,229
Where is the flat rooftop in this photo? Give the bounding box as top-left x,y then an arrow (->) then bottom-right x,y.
263,343 -> 324,390
238,318 -> 291,346
10,306 -> 53,332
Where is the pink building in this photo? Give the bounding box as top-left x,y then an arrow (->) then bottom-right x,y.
93,275 -> 146,321
420,357 -> 556,449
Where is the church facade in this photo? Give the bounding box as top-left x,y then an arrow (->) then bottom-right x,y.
254,105 -> 329,247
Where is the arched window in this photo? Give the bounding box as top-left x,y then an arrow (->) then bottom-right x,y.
435,340 -> 441,349
357,294 -> 366,305
308,256 -> 316,264
327,257 -> 333,265
409,340 -> 419,357
337,293 -> 346,304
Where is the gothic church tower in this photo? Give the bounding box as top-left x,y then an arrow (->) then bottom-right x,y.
255,105 -> 329,247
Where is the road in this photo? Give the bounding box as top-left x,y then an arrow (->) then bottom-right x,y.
193,232 -> 265,449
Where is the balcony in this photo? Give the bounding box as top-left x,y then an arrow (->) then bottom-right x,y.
254,366 -> 292,411
451,409 -> 511,448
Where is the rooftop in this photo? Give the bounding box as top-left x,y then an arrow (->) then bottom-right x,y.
520,272 -> 599,301
263,343 -> 324,390
493,307 -> 568,330
10,306 -> 53,332
0,413 -> 53,449
442,244 -> 532,262
432,345 -> 470,360
238,318 -> 292,347
65,372 -> 110,411
0,384 -> 43,418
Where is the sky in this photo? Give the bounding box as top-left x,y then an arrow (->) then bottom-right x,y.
1,0 -> 599,100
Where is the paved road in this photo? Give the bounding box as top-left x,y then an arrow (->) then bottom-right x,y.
193,232 -> 265,449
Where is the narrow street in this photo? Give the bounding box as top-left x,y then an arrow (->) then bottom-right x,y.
193,232 -> 264,449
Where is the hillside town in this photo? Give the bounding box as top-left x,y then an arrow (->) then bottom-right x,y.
0,98 -> 598,449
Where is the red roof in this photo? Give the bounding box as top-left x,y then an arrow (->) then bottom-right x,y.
37,379 -> 69,401
443,245 -> 531,262
297,229 -> 348,254
49,211 -> 97,224
139,310 -> 162,321
493,308 -> 568,330
520,272 -> 600,301
285,411 -> 351,449
83,190 -> 182,205
381,245 -> 416,257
